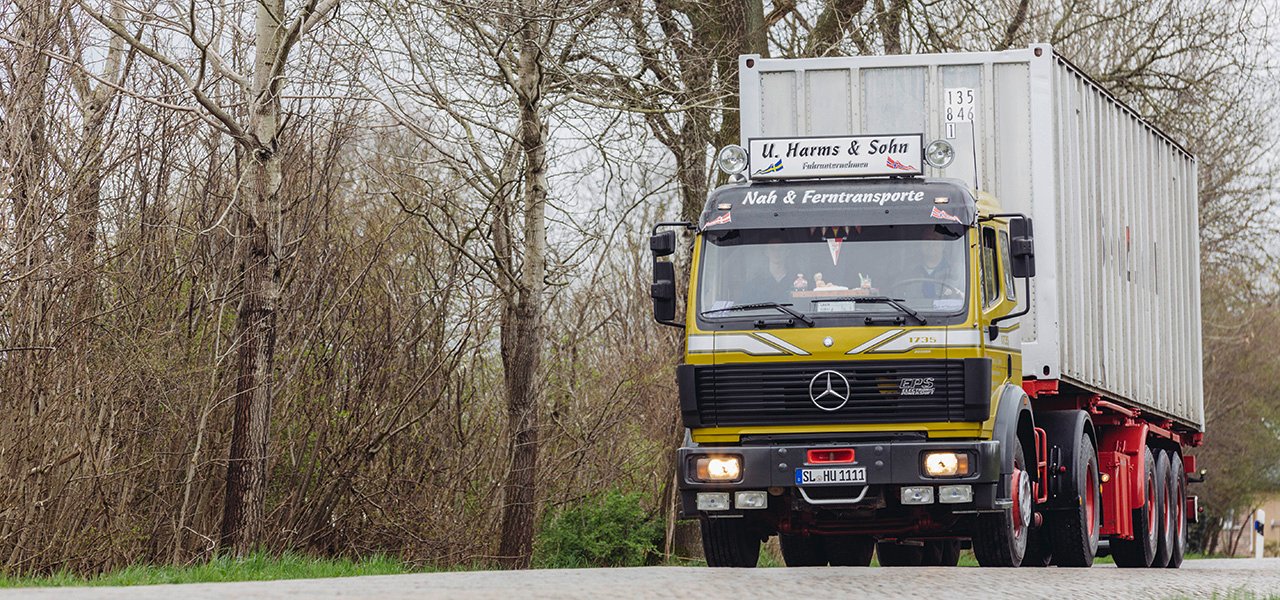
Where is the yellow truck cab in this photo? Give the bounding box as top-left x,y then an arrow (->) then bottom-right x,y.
651,145 -> 1040,567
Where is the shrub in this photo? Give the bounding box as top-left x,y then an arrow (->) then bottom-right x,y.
533,489 -> 663,568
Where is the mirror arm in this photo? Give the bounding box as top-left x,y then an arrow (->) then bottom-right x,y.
651,221 -> 696,235
989,277 -> 1032,340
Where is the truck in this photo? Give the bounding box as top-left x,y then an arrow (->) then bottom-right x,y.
648,44 -> 1204,568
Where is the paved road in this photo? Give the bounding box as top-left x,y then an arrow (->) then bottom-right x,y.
7,558 -> 1279,599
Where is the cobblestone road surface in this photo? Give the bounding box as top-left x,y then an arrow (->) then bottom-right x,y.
6,558 -> 1279,599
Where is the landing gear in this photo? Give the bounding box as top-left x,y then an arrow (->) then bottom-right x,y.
973,439 -> 1030,567
701,519 -> 761,567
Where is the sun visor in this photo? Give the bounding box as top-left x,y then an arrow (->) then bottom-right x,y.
700,180 -> 976,231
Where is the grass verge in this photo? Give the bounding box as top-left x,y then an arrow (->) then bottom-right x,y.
0,552 -> 417,588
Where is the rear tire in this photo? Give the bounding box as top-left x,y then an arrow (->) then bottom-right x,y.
1112,447 -> 1158,568
1152,450 -> 1174,568
1049,434 -> 1101,567
974,438 -> 1030,567
701,519 -> 761,567
779,533 -> 826,567
876,541 -> 923,566
920,540 -> 961,566
1166,450 -> 1187,569
824,535 -> 875,566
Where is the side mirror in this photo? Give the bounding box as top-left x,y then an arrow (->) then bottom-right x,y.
1009,217 -> 1036,278
650,231 -> 676,257
651,260 -> 677,323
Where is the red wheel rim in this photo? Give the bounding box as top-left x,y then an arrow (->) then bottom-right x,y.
1086,461 -> 1098,537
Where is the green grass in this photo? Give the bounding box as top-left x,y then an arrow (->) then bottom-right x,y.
0,552 -> 418,588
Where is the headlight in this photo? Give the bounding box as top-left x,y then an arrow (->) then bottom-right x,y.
693,456 -> 742,482
922,451 -> 971,477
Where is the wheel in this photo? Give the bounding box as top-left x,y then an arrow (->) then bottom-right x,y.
1049,433 -> 1101,567
973,438 -> 1030,567
876,541 -> 924,566
823,535 -> 875,566
701,519 -> 761,567
1111,447 -> 1158,567
1166,450 -> 1187,569
1152,450 -> 1174,567
1023,525 -> 1054,567
780,533 -> 826,567
920,540 -> 961,566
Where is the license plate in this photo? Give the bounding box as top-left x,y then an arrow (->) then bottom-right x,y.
796,467 -> 867,486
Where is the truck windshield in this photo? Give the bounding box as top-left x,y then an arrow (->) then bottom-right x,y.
697,224 -> 968,324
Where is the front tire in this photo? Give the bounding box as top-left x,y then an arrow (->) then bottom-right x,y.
824,535 -> 875,566
701,519 -> 761,567
974,438 -> 1030,567
876,541 -> 923,566
780,533 -> 826,567
920,540 -> 961,566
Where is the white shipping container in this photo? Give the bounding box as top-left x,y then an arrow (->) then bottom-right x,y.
737,44 -> 1204,429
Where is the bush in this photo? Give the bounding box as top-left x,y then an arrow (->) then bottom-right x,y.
533,489 -> 663,568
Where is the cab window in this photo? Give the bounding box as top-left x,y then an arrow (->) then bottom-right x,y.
999,230 -> 1016,301
981,227 -> 1000,308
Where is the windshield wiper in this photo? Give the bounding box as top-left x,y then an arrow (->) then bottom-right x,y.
701,302 -> 815,327
809,296 -> 927,325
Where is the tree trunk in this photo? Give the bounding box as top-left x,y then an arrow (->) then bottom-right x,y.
220,0 -> 285,556
496,3 -> 549,569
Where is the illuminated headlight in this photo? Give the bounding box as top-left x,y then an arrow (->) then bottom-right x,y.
693,456 -> 742,482
922,451 -> 971,478
939,485 -> 973,504
925,139 -> 955,169
735,491 -> 768,510
697,492 -> 731,511
901,486 -> 935,505
716,145 -> 749,175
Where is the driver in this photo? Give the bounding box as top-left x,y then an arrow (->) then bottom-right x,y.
901,230 -> 963,299
741,237 -> 793,303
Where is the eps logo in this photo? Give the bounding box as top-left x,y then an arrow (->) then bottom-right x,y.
900,377 -> 936,396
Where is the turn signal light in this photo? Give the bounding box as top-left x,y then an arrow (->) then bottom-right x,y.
807,448 -> 855,464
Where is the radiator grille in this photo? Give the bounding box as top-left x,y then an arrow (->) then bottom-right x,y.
694,360 -> 966,427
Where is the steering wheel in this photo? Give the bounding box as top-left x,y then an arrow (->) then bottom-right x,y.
889,277 -> 964,299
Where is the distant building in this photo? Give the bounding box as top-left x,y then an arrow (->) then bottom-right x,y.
1220,496 -> 1280,557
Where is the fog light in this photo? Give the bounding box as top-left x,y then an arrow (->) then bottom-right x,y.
716,145 -> 749,175
694,456 -> 742,482
923,451 -> 971,477
697,492 -> 731,511
939,484 -> 973,504
901,486 -> 935,505
925,139 -> 955,169
735,491 -> 768,510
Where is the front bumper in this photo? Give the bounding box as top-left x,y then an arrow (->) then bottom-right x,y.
678,439 -> 1003,516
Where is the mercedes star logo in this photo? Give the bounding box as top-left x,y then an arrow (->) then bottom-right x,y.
808,369 -> 851,411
